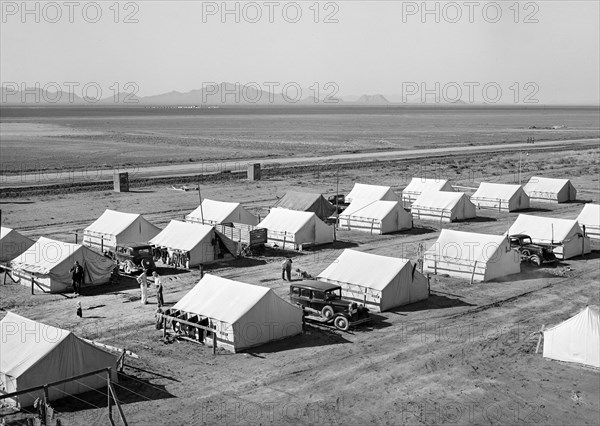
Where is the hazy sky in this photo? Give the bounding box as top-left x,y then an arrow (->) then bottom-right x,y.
1,0 -> 599,104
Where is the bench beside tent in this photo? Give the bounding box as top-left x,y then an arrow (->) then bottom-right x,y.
471,182 -> 530,212
401,178 -> 454,208
186,199 -> 259,226
83,209 -> 160,252
543,306 -> 599,368
317,249 -> 428,312
10,237 -> 115,293
508,214 -> 591,260
0,312 -> 118,408
576,204 -> 600,250
338,200 -> 412,235
523,176 -> 577,203
258,208 -> 333,250
346,183 -> 400,203
410,191 -> 476,222
0,227 -> 34,263
172,274 -> 303,352
424,230 -> 520,282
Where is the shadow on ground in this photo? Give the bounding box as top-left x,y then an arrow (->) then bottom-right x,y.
390,293 -> 475,313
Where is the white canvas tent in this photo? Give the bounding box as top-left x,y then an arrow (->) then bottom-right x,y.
424,230 -> 520,282
346,183 -> 400,203
0,312 -> 118,407
317,249 -> 429,312
258,208 -> 333,249
338,200 -> 412,235
273,191 -> 336,220
471,182 -> 530,212
83,209 -> 160,252
543,306 -> 600,368
0,227 -> 34,263
149,221 -> 222,268
172,274 -> 303,352
577,204 -> 600,250
508,214 -> 591,259
401,178 -> 454,208
410,191 -> 476,222
523,176 -> 577,203
186,199 -> 258,226
10,237 -> 115,293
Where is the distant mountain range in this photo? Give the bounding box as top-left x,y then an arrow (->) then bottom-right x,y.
0,83 -> 469,106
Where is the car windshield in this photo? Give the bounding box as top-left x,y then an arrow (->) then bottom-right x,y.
522,237 -> 532,245
325,289 -> 341,299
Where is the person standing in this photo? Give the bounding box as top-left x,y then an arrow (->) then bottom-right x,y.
153,271 -> 164,307
137,269 -> 148,305
69,261 -> 84,294
281,258 -> 293,281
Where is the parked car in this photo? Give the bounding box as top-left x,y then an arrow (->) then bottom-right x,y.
113,244 -> 155,274
509,234 -> 557,267
289,280 -> 370,330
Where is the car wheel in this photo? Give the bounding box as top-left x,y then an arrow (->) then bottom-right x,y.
531,255 -> 542,267
522,250 -> 530,257
322,306 -> 334,319
334,316 -> 350,331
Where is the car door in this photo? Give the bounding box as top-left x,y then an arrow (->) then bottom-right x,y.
311,290 -> 326,311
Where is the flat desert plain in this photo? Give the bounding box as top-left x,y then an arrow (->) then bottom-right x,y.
1,140 -> 599,425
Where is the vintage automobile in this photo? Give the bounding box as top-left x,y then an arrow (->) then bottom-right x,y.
509,234 -> 557,267
289,280 -> 370,331
113,243 -> 156,274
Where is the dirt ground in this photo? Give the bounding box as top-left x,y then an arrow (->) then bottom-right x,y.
1,148 -> 599,425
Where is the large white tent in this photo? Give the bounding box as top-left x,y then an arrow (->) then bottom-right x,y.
0,227 -> 34,263
471,182 -> 530,212
317,249 -> 429,312
346,183 -> 400,203
10,237 -> 115,293
339,200 -> 412,235
186,199 -> 259,226
410,191 -> 476,222
543,306 -> 600,368
172,274 -> 303,352
523,176 -> 577,203
401,178 -> 454,208
508,214 -> 591,259
83,209 -> 160,252
258,208 -> 333,249
0,312 -> 118,407
150,221 -> 223,268
576,204 -> 600,250
273,191 -> 336,220
424,230 -> 520,282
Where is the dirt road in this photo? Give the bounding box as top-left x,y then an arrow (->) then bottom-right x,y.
1,137 -> 598,188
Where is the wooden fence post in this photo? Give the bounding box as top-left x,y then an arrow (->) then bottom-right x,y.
212,330 -> 217,355
470,261 -> 478,285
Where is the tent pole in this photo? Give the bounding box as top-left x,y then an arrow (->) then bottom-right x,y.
535,324 -> 545,354
107,369 -> 113,424
198,180 -> 204,224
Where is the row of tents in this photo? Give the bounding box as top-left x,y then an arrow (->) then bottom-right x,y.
2,300 -> 598,410
1,200 -> 598,293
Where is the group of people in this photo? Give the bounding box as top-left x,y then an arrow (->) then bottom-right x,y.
137,270 -> 164,306
526,136 -> 535,144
